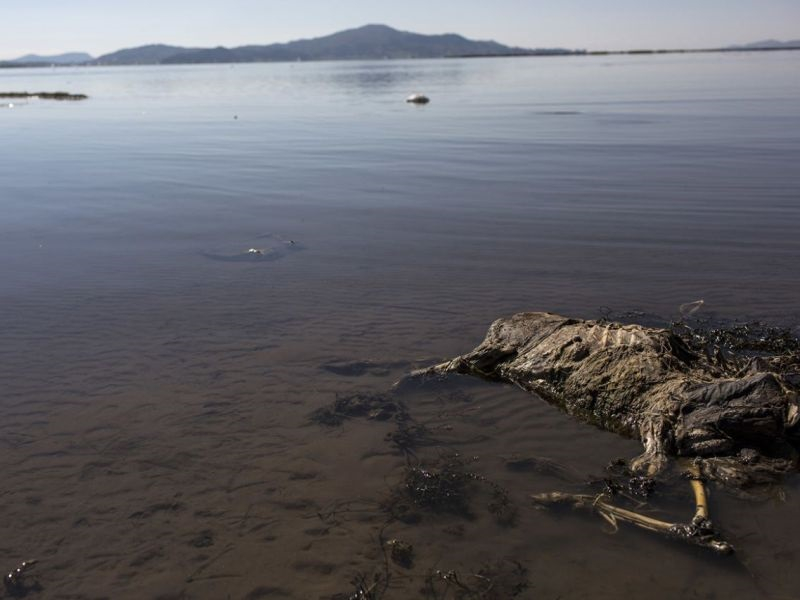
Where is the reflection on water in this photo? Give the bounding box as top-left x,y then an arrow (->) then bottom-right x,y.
319,60 -> 467,93
1,52 -> 799,598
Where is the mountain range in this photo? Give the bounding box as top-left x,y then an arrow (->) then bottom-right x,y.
92,24 -> 570,65
3,27 -> 799,67
728,39 -> 800,49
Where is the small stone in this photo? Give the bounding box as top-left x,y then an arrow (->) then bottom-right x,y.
406,93 -> 430,104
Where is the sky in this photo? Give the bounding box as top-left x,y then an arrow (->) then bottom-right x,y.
1,0 -> 799,59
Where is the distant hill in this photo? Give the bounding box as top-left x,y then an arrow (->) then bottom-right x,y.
728,39 -> 800,50
95,24 -> 574,65
11,52 -> 93,65
93,44 -> 203,65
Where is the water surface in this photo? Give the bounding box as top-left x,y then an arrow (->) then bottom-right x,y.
1,53 -> 799,599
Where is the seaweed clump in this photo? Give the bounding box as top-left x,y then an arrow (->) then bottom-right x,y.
421,560 -> 528,599
403,455 -> 479,517
311,392 -> 438,462
386,454 -> 517,525
329,573 -> 383,600
311,393 -> 406,426
385,420 -> 435,457
673,319 -> 800,358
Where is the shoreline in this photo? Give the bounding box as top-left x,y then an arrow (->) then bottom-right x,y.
2,45 -> 799,69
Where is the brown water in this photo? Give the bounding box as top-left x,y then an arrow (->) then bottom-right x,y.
1,53 -> 800,598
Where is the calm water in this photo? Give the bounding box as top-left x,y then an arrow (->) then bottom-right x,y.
1,53 -> 799,599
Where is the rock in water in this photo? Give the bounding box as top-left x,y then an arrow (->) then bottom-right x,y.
406,93 -> 430,104
414,312 -> 799,481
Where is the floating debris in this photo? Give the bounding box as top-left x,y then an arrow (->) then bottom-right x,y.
330,573 -> 383,600
421,560 -> 528,599
201,234 -> 302,263
678,299 -> 705,319
406,93 -> 430,104
4,560 -> 39,597
0,91 -> 87,100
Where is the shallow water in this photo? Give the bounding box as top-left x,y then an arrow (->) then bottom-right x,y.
1,52 -> 799,599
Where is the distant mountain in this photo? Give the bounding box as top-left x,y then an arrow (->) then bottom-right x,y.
11,52 -> 93,64
729,39 -> 800,49
94,44 -> 203,65
162,46 -> 240,64
95,24 -> 573,66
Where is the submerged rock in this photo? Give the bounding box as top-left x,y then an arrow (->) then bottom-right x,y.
414,312 -> 799,484
406,93 -> 430,104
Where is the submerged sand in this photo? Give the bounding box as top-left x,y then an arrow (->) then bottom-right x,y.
3,288 -> 800,598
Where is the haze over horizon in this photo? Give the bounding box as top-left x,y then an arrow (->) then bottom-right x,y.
1,0 -> 799,60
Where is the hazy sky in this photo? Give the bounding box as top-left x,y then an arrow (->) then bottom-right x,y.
2,0 -> 799,59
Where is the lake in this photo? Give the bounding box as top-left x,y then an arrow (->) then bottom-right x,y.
1,52 -> 799,599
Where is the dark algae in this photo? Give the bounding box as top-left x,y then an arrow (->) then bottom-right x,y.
0,91 -> 88,100
386,539 -> 414,569
311,390 -> 523,595
673,319 -> 800,356
3,560 -> 40,597
310,392 -> 406,427
401,455 -> 480,517
421,560 -> 528,599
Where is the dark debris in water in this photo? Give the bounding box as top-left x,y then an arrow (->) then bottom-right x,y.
387,454 -> 517,525
311,393 -> 407,427
386,539 -> 415,569
0,91 -> 87,100
597,305 -> 800,359
329,573 -> 383,600
402,455 -> 479,517
667,516 -> 733,555
201,235 -> 302,263
385,420 -> 435,456
594,458 -> 657,500
4,560 -> 40,598
487,484 -> 518,527
673,320 -> 800,356
421,560 -> 528,600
